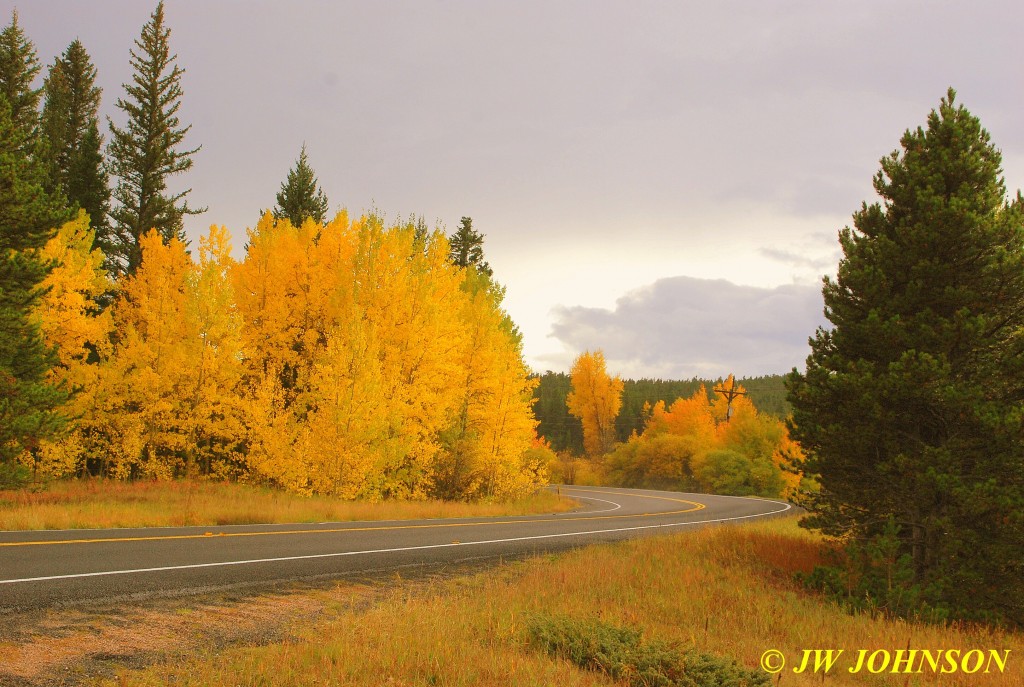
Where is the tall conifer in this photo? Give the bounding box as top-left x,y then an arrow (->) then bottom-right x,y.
0,10 -> 41,145
788,89 -> 1024,623
0,99 -> 68,467
448,216 -> 491,276
272,144 -> 329,227
41,40 -> 110,240
107,1 -> 202,277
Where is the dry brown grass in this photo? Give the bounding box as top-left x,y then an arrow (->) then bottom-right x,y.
0,587 -> 350,684
84,516 -> 1023,686
0,480 -> 576,530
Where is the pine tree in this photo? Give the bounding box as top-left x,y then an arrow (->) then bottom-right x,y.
0,98 -> 68,467
272,144 -> 329,227
41,40 -> 110,239
448,216 -> 491,276
787,89 -> 1024,624
107,1 -> 202,278
0,10 -> 41,145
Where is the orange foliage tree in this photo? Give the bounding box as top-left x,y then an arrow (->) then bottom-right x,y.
565,350 -> 623,458
607,378 -> 805,498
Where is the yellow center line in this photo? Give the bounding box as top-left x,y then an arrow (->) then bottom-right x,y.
0,489 -> 705,548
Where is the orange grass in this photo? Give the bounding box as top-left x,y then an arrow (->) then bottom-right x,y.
0,480 -> 576,531
95,516 -> 1024,686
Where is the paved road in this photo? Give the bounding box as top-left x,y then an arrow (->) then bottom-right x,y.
0,486 -> 790,611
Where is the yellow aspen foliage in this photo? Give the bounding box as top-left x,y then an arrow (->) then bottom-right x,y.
184,225 -> 245,478
99,229 -> 244,479
30,211 -> 113,477
35,211 -> 113,370
104,230 -> 196,478
770,430 -> 806,501
351,218 -> 468,498
233,212 -> 344,492
34,208 -> 544,500
233,211 -> 338,389
439,267 -> 542,499
233,212 -> 542,499
566,350 -> 623,458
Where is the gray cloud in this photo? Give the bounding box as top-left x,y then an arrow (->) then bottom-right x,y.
549,277 -> 828,379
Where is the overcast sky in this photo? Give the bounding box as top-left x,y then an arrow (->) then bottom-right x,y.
11,1 -> 1024,379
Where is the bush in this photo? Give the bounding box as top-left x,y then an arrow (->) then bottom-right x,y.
526,614 -> 769,687
798,520 -> 952,624
0,461 -> 33,490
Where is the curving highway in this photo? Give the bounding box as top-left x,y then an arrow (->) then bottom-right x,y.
0,486 -> 790,611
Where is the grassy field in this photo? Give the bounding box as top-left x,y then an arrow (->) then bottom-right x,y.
0,480 -> 576,530
84,516 -> 1023,686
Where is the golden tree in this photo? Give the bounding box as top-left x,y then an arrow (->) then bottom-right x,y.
566,350 -> 623,458
30,211 -> 113,477
232,212 -> 543,499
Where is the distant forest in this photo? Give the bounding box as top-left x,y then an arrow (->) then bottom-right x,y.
532,372 -> 790,454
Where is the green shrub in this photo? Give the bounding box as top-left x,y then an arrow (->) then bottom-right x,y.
525,614 -> 769,687
0,461 -> 33,490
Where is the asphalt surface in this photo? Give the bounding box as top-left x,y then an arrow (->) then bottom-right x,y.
0,486 -> 790,611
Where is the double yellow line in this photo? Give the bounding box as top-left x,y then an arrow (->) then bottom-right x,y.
0,489 -> 704,548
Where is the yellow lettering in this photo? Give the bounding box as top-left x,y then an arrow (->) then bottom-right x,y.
849,649 -> 868,673
793,650 -> 812,674
796,649 -> 844,674
866,650 -> 891,674
920,649 -> 941,673
961,650 -> 984,674
941,649 -> 960,674
890,649 -> 919,673
985,650 -> 1010,674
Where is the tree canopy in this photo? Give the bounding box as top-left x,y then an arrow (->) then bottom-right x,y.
787,88 -> 1024,624
566,350 -> 623,458
272,144 -> 329,227
41,39 -> 110,241
0,10 -> 41,145
448,216 -> 491,276
107,0 -> 202,277
0,97 -> 68,466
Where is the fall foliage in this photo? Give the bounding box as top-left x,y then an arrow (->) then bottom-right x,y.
21,211 -> 546,500
605,377 -> 804,498
565,350 -> 623,458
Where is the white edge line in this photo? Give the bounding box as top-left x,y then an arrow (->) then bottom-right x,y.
0,502 -> 790,586
566,496 -> 622,514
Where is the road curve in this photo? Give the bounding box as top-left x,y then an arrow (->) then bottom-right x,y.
0,486 -> 790,611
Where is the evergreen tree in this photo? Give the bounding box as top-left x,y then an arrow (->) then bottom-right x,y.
448,216 -> 491,276
272,144 -> 329,227
107,1 -> 202,277
0,10 -> 41,145
41,39 -> 110,240
787,89 -> 1024,624
0,98 -> 68,467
